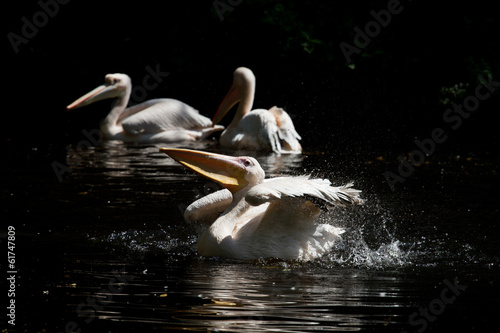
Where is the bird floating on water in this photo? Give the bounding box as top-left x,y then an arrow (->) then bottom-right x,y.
213,67 -> 302,153
67,73 -> 223,143
160,148 -> 363,261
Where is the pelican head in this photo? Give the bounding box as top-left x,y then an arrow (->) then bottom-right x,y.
66,73 -> 131,110
160,148 -> 264,193
212,67 -> 256,125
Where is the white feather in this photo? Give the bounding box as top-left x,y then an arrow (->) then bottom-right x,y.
184,189 -> 232,226
121,98 -> 214,135
188,175 -> 362,261
246,176 -> 363,207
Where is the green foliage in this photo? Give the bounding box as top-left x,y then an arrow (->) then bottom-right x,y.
439,83 -> 469,106
260,2 -> 324,55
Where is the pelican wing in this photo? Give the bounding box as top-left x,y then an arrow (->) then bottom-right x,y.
268,106 -> 302,152
234,196 -> 346,261
234,108 -> 301,153
234,110 -> 282,152
121,98 -> 213,135
234,176 -> 360,260
245,176 -> 363,207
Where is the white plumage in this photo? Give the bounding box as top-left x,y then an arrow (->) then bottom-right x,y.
120,98 -> 212,133
67,73 -> 223,143
161,148 -> 363,261
246,176 -> 361,207
213,68 -> 302,153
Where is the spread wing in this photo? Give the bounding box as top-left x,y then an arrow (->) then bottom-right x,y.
120,98 -> 213,135
234,176 -> 361,260
245,176 -> 363,207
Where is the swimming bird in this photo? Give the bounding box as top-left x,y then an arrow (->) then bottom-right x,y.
160,148 -> 363,261
67,73 -> 223,143
213,67 -> 302,153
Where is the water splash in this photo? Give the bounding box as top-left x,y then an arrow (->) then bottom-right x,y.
84,189 -> 416,269
325,236 -> 412,269
318,190 -> 415,269
88,227 -> 197,256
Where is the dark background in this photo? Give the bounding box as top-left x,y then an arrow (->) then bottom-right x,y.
4,0 -> 500,162
2,2 -> 499,331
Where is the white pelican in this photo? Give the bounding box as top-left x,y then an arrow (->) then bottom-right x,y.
67,73 -> 224,143
213,67 -> 302,153
160,148 -> 363,261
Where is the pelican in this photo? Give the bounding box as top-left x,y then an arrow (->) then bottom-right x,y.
160,148 -> 363,261
67,73 -> 224,143
213,67 -> 302,153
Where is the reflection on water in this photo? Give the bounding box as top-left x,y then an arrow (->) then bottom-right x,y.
58,248 -> 493,333
60,253 -> 415,332
45,140 -> 498,331
170,262 -> 410,332
66,140 -> 306,180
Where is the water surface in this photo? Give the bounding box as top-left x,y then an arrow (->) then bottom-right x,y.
2,141 -> 498,332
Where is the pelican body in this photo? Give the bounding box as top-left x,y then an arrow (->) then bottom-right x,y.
67,73 -> 223,143
213,67 -> 302,153
160,148 -> 363,261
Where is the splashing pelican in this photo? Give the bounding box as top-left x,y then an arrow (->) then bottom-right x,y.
67,73 -> 223,143
160,148 -> 363,261
213,67 -> 302,153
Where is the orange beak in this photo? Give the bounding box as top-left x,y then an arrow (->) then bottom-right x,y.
160,148 -> 248,193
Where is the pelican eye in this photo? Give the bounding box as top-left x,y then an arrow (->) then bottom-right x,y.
105,77 -> 118,85
243,159 -> 252,167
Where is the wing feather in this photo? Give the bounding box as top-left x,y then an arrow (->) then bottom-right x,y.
268,106 -> 302,152
245,176 -> 363,207
121,98 -> 213,135
235,110 -> 281,151
231,108 -> 302,152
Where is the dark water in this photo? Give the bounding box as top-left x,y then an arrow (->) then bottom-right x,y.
2,141 -> 499,332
